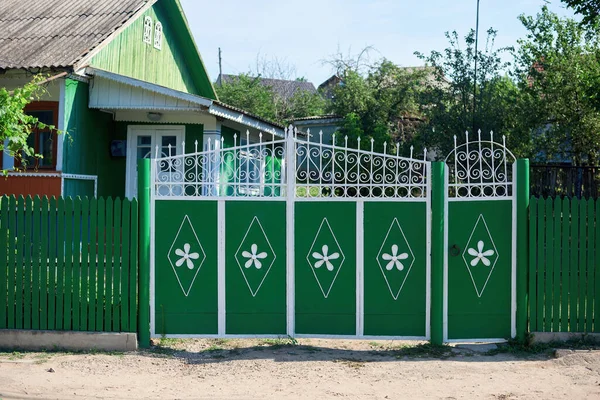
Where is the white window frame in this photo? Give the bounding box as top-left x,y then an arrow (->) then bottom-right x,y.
143,16 -> 153,44
154,21 -> 163,50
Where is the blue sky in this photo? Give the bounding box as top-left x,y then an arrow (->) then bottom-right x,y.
180,0 -> 576,86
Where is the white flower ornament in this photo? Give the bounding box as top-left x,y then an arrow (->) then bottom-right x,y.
242,243 -> 268,269
467,240 -> 495,267
382,244 -> 409,271
312,244 -> 340,271
175,243 -> 200,270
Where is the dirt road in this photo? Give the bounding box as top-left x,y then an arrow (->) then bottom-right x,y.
1,339 -> 599,399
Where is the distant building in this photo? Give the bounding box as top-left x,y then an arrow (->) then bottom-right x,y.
216,74 -> 318,102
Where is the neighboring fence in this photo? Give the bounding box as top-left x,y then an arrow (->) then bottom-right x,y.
0,195 -> 138,333
528,196 -> 599,333
530,165 -> 600,199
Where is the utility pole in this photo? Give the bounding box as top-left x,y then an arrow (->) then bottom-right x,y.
473,0 -> 480,134
218,47 -> 223,86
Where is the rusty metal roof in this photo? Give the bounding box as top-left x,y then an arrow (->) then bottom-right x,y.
0,0 -> 152,69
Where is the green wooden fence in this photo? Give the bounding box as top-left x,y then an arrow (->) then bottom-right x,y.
529,196 -> 599,333
0,195 -> 138,332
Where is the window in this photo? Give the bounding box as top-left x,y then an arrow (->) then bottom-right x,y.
143,16 -> 152,44
154,22 -> 163,50
16,101 -> 58,170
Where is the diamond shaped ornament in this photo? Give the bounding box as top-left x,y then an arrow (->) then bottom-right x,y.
234,217 -> 276,297
376,218 -> 415,300
167,215 -> 206,297
462,214 -> 499,297
306,218 -> 345,298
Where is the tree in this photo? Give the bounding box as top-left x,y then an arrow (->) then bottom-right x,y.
561,0 -> 600,27
513,6 -> 600,165
0,75 -> 56,172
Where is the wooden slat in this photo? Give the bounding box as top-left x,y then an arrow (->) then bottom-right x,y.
0,196 -> 8,329
552,197 -> 561,332
536,197 -> 545,330
529,197 -> 538,331
113,197 -> 122,331
105,197 -> 113,331
130,198 -> 138,332
7,196 -> 16,329
570,198 -> 579,332
47,197 -> 57,330
88,198 -> 98,331
16,195 -> 25,329
64,198 -> 73,330
578,199 -> 587,332
121,199 -> 130,332
40,196 -> 49,330
31,196 -> 41,330
586,198 -> 595,333
23,196 -> 34,329
96,197 -> 105,331
561,198 -> 570,332
545,197 -> 554,331
56,197 -> 65,330
72,197 -> 82,331
596,198 -> 600,333
80,197 -> 90,331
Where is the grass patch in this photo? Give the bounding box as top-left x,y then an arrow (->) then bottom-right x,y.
393,343 -> 453,359
258,336 -> 299,349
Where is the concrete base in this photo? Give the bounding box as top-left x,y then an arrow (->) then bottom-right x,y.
0,330 -> 138,352
531,332 -> 600,344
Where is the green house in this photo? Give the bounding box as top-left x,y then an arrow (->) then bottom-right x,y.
0,0 -> 284,199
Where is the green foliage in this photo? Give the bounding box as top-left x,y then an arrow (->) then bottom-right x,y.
561,0 -> 600,27
514,6 -> 600,165
0,75 -> 56,172
215,74 -> 326,125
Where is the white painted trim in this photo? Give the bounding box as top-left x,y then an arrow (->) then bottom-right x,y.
294,197 -> 428,203
56,79 -> 65,172
511,163 -> 517,339
153,196 -> 286,202
285,132 -> 295,337
60,174 -> 98,197
446,338 -> 508,344
152,333 -> 428,340
356,200 -> 364,337
6,172 -> 61,178
150,159 -> 156,337
294,334 -> 428,341
218,200 -> 226,336
448,197 -> 512,202
209,103 -> 284,137
152,334 -> 289,339
443,168 -> 449,343
425,162 -> 432,340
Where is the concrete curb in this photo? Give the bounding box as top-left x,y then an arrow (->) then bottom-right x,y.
0,330 -> 138,352
531,332 -> 600,344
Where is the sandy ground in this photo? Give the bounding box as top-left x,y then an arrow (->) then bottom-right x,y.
0,339 -> 599,400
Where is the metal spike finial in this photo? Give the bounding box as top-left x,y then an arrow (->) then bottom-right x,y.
383,141 -> 387,154
194,140 -> 198,152
410,146 -> 414,159
490,130 -> 494,142
478,129 -> 482,142
344,135 -> 348,147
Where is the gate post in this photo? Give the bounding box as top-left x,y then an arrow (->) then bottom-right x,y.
137,159 -> 151,348
515,159 -> 530,341
430,162 -> 445,345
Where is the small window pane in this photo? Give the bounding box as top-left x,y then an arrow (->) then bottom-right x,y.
39,131 -> 54,167
154,22 -> 163,50
27,110 -> 54,126
143,16 -> 152,44
161,136 -> 177,147
137,136 -> 152,146
137,147 -> 151,159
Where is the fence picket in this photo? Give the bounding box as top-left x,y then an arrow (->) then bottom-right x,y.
0,196 -> 8,329
23,196 -> 33,330
72,198 -> 82,331
586,198 -> 595,333
96,198 -> 105,331
15,195 -> 25,329
529,197 -> 538,331
31,196 -> 41,330
536,197 -> 545,330
89,198 -> 98,331
130,198 -> 138,332
596,198 -> 600,333
40,196 -> 49,330
552,197 -> 561,332
64,198 -> 74,330
578,199 -> 587,332
105,197 -> 114,331
81,197 -> 90,331
121,199 -> 130,332
7,196 -> 16,329
570,198 -> 579,332
47,197 -> 57,330
113,198 -> 122,331
561,198 -> 570,332
545,197 -> 554,331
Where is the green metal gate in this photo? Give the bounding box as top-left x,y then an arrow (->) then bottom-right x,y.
150,128 -> 431,339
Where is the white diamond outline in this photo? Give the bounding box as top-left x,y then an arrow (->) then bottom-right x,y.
234,216 -> 277,297
376,218 -> 416,300
167,215 -> 207,297
461,214 -> 499,298
306,218 -> 346,299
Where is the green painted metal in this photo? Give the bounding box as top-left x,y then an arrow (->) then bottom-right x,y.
138,160 -> 151,347
225,201 -> 287,334
90,1 -> 216,98
363,202 -> 427,337
447,200 -> 512,339
154,201 -> 218,335
430,162 -> 445,345
295,202 -> 356,335
515,159 -> 529,340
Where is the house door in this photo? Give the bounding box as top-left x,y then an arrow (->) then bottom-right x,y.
126,126 -> 185,199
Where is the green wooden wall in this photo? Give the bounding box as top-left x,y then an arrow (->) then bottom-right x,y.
90,0 -> 215,98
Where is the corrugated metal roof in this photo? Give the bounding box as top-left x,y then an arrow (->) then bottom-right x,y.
0,0 -> 152,69
218,74 -> 318,102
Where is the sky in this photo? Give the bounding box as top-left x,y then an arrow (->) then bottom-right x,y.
180,0 -> 577,87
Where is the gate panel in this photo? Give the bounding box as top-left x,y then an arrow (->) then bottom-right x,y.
225,201 -> 286,334
295,202 -> 356,335
154,200 -> 218,335
447,200 -> 512,339
364,202 -> 427,337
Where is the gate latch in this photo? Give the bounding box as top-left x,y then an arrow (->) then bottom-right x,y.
450,245 -> 461,257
